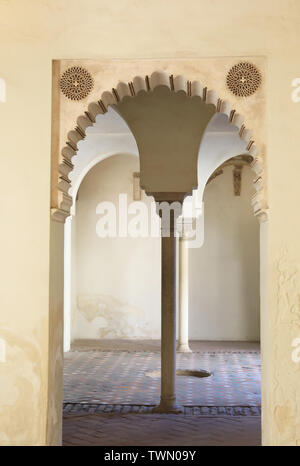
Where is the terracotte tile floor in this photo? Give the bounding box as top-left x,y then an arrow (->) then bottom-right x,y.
63,340 -> 261,446
63,413 -> 261,446
64,341 -> 260,406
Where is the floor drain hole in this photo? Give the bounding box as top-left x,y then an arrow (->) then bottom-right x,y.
176,369 -> 211,378
145,369 -> 211,378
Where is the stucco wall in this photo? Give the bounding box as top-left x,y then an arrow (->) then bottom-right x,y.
0,0 -> 300,446
73,153 -> 161,340
189,166 -> 260,341
71,157 -> 259,342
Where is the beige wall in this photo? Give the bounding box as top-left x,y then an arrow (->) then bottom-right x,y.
71,158 -> 259,342
73,154 -> 161,340
47,220 -> 64,446
189,166 -> 260,341
0,0 -> 300,446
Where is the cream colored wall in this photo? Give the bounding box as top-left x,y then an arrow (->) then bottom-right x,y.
47,219 -> 64,446
1,0 -> 300,446
189,166 -> 260,341
73,154 -> 161,340
72,158 -> 259,342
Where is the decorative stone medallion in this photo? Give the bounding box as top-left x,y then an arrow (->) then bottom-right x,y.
226,62 -> 261,97
60,66 -> 93,100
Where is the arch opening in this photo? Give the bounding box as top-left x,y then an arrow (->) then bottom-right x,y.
56,69 -> 266,446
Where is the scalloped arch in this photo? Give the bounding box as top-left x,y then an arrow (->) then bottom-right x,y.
52,70 -> 267,223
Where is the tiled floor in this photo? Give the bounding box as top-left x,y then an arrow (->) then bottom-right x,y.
64,346 -> 260,406
63,340 -> 261,446
63,413 -> 261,446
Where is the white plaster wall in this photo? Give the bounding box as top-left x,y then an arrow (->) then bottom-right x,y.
69,107 -> 139,206
189,166 -> 260,341
73,153 -> 161,340
72,155 -> 259,341
70,215 -> 77,341
197,113 -> 249,200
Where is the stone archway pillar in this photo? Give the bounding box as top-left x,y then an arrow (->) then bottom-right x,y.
153,197 -> 184,413
63,215 -> 72,352
177,226 -> 192,353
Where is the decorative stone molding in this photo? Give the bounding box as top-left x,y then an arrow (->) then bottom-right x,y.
50,207 -> 70,223
206,154 -> 267,213
53,70 -> 267,223
206,168 -> 223,185
133,172 -> 141,201
60,67 -> 93,101
250,155 -> 268,222
226,62 -> 261,97
206,154 -> 267,219
233,165 -> 243,196
177,218 -> 195,240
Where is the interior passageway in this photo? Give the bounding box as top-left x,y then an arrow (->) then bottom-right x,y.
63,86 -> 261,446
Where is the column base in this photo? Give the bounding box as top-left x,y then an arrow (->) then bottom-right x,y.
176,343 -> 192,353
153,399 -> 184,414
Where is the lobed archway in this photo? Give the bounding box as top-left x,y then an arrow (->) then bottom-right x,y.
48,68 -> 268,443
52,71 -> 267,223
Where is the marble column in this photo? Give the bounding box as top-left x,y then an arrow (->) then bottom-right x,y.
177,232 -> 192,353
154,203 -> 183,413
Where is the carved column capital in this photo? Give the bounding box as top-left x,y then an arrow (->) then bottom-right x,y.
148,192 -> 185,236
177,217 -> 195,240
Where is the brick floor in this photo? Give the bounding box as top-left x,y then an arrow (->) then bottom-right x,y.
63,341 -> 261,446
64,348 -> 260,406
63,412 -> 261,446
63,403 -> 261,416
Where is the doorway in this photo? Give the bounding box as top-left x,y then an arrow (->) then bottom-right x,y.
61,106 -> 262,446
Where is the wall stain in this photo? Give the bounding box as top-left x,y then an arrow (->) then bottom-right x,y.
274,403 -> 295,440
276,248 -> 300,327
77,294 -> 151,338
0,327 -> 45,446
272,248 -> 300,444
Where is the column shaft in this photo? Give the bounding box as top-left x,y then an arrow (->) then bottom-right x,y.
154,209 -> 183,413
160,231 -> 177,409
177,238 -> 191,352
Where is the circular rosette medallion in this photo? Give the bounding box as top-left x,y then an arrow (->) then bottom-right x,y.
60,66 -> 93,100
227,62 -> 261,97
